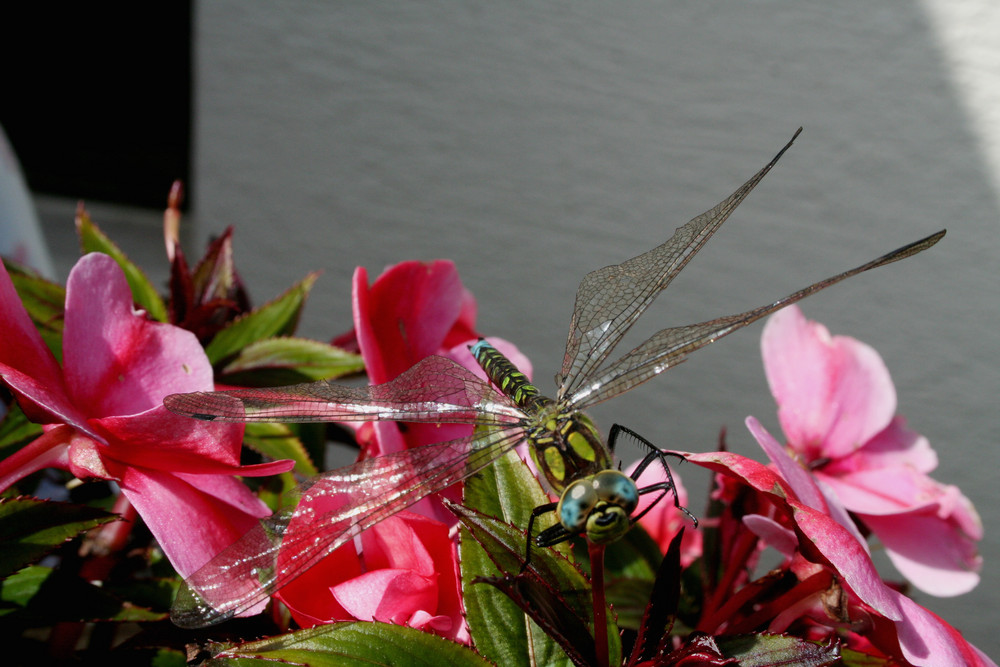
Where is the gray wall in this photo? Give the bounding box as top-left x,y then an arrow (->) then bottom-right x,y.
41,1 -> 1000,655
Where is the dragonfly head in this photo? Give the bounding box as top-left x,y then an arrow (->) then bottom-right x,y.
555,469 -> 640,544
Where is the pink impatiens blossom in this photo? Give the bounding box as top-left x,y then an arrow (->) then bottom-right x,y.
679,449 -> 995,667
0,252 -> 292,578
274,498 -> 465,641
275,260 -> 529,640
341,259 -> 531,461
753,305 -> 981,597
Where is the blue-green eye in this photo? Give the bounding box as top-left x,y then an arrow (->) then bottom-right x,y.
557,479 -> 598,533
592,470 -> 639,514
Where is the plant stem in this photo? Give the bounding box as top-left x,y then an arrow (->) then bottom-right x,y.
588,541 -> 609,667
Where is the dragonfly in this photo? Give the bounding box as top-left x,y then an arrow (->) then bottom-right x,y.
164,128 -> 945,628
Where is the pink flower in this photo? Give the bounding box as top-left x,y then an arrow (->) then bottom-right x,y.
338,260 -> 530,520
341,259 -> 530,461
755,305 -> 981,596
0,253 -> 292,577
274,497 -> 465,642
275,260 -> 529,641
680,449 -> 995,667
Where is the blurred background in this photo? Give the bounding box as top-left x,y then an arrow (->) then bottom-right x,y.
2,1 -> 997,655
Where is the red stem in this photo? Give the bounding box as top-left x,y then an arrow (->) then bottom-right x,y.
699,526 -> 759,632
588,541 -> 609,667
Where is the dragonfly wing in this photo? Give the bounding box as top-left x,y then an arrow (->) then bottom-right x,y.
566,230 -> 945,409
165,355 -> 522,424
557,130 -> 802,400
171,424 -> 525,628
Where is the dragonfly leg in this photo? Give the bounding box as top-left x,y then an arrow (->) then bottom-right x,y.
609,424 -> 698,528
523,500 -> 567,570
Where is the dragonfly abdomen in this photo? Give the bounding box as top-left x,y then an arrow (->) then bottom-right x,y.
470,340 -> 542,409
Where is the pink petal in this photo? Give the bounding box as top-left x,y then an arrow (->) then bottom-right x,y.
789,504 -> 900,619
746,416 -> 825,510
762,306 -> 895,459
742,514 -> 798,557
863,508 -> 981,597
91,406 -> 274,475
116,465 -> 272,579
826,416 -> 937,476
680,450 -> 901,621
0,260 -> 88,431
821,466 -> 934,516
407,609 -> 456,636
362,512 -> 465,640
440,288 -> 478,350
362,512 -> 443,574
747,417 -> 867,548
0,425 -> 72,491
353,260 -> 466,384
332,568 -> 438,624
63,253 -> 215,418
887,589 -> 996,667
67,433 -> 114,479
274,529 -> 361,627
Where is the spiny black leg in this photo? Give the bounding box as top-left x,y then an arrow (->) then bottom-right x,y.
609,424 -> 698,528
631,481 -> 698,527
523,500 -> 560,569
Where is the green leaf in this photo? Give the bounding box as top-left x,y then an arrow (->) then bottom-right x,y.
202,622 -> 491,666
459,453 -> 548,666
0,403 -> 44,462
465,444 -> 560,541
839,647 -> 898,666
150,649 -> 189,667
243,422 -> 319,478
460,450 -> 569,667
457,501 -> 611,667
716,633 -> 841,666
204,272 -> 320,365
4,260 -> 65,360
104,576 -> 179,613
76,208 -> 169,322
0,565 -> 164,622
457,450 -> 620,667
0,497 -> 117,578
219,336 -> 364,386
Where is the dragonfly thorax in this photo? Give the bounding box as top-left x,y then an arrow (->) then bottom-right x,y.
526,400 -> 612,494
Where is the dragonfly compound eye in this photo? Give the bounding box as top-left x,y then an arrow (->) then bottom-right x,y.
557,478 -> 599,533
592,469 -> 639,514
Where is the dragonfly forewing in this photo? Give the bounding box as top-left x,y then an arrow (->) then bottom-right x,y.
566,230 -> 945,409
165,355 -> 523,425
558,129 -> 802,399
171,424 -> 527,628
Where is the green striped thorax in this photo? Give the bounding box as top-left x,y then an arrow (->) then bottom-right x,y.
470,340 -> 613,494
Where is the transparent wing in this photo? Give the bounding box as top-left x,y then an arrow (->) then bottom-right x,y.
165,355 -> 523,425
557,129 -> 802,400
171,424 -> 524,628
566,230 -> 945,409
